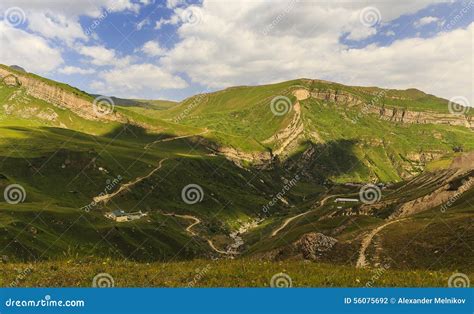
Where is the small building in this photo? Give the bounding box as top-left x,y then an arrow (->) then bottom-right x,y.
105,210 -> 128,222
105,210 -> 147,222
127,211 -> 148,221
334,198 -> 359,203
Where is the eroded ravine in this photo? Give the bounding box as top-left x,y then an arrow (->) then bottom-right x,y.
263,89 -> 309,157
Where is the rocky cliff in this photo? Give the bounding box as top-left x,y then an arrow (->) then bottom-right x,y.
0,67 -> 127,124
310,88 -> 473,129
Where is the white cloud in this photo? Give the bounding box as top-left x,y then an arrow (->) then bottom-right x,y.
0,0 -> 141,44
91,63 -> 188,97
136,18 -> 150,30
78,45 -> 131,67
58,66 -> 95,75
154,5 -> 202,29
155,15 -> 180,29
2,0 -> 469,102
166,0 -> 187,9
27,11 -> 87,44
339,24 -> 473,102
141,40 -> 167,57
0,0 -> 140,18
345,26 -> 377,41
0,21 -> 63,72
160,1 -> 472,102
414,16 -> 440,27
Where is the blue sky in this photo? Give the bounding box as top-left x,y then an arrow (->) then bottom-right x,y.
0,0 -> 472,104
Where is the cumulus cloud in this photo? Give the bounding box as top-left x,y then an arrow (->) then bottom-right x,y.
27,11 -> 87,44
0,0 -> 140,19
141,40 -> 167,57
160,0 -> 471,101
166,0 -> 187,9
78,45 -> 132,67
58,66 -> 95,75
0,21 -> 63,72
0,0 -> 143,44
339,24 -> 473,101
1,0 -> 469,102
155,15 -> 181,29
414,16 -> 440,27
91,63 -> 188,98
136,17 -> 151,30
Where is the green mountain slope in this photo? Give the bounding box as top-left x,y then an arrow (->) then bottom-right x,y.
0,65 -> 472,284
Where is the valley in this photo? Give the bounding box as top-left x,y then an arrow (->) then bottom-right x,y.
0,64 -> 472,287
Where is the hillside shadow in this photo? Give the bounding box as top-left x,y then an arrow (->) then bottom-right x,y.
0,125 -> 369,261
1,125 -> 192,148
281,139 -> 363,184
0,126 -> 364,184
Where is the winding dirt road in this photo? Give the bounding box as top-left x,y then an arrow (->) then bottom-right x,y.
94,129 -> 211,205
162,213 -> 201,236
93,158 -> 167,205
271,211 -> 308,237
356,219 -> 405,268
163,213 -> 229,255
271,194 -> 341,237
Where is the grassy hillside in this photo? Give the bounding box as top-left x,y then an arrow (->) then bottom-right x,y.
0,259 -> 460,287
0,64 -> 93,102
244,167 -> 474,272
123,78 -> 473,182
0,68 -> 472,287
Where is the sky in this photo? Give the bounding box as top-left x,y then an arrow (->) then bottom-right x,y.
0,0 -> 472,104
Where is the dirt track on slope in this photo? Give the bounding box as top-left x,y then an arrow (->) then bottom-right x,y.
93,158 -> 167,205
356,219 -> 406,268
271,194 -> 341,237
144,129 -> 209,150
162,213 -> 229,255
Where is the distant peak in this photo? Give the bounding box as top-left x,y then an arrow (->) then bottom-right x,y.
9,65 -> 26,73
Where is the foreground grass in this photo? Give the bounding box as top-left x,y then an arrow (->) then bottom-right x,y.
0,259 -> 461,288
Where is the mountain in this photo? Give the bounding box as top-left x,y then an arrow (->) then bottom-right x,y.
0,64 -> 472,286
9,65 -> 26,73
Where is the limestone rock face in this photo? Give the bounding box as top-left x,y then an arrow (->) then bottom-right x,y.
2,74 -> 20,87
311,89 -> 363,106
310,88 -> 473,129
370,105 -> 473,128
0,67 -> 127,124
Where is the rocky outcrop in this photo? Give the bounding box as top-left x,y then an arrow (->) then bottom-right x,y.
2,74 -> 20,87
262,89 -> 307,157
405,151 -> 444,163
215,146 -> 272,168
272,102 -> 304,156
295,232 -> 338,260
3,104 -> 58,121
0,67 -> 127,124
364,104 -> 473,128
311,89 -> 363,107
389,171 -> 474,219
311,88 -> 473,129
